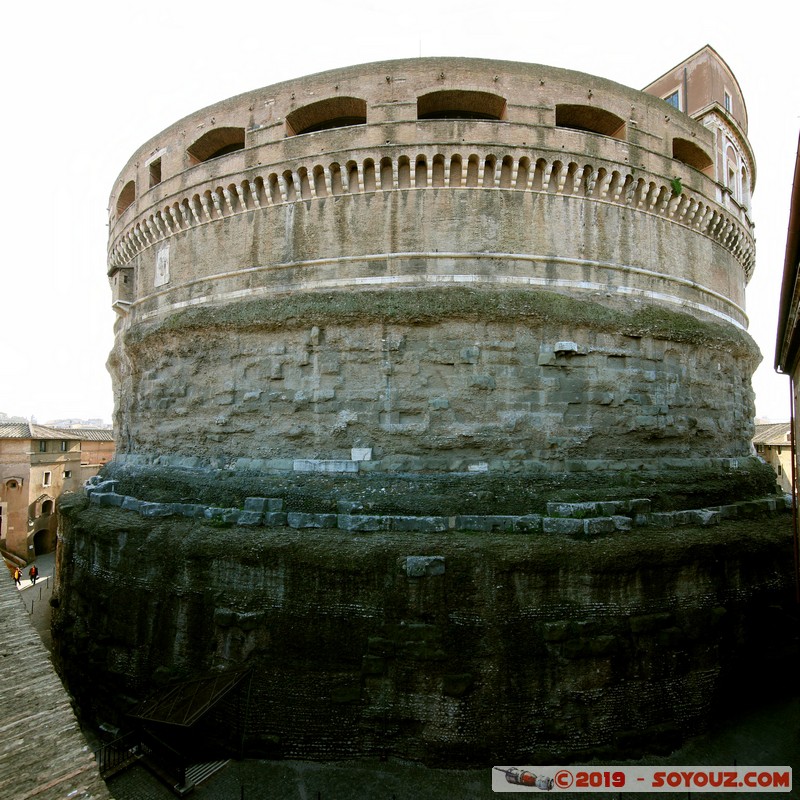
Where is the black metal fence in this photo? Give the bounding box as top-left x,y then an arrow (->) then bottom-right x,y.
94,731 -> 148,778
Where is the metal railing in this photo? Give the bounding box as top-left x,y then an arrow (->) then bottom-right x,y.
94,731 -> 148,777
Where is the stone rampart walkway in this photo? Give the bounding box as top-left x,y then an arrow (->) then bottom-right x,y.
0,559 -> 111,800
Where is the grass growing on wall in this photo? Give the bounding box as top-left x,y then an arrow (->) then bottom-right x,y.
127,286 -> 757,358
100,457 -> 778,516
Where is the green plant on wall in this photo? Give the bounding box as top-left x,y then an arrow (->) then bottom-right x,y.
670,177 -> 683,196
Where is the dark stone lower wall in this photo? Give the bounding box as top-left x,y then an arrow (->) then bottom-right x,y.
53,494 -> 797,765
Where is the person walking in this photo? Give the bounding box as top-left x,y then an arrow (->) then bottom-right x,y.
28,565 -> 38,585
13,567 -> 21,586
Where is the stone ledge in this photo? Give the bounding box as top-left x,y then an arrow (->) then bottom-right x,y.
405,556 -> 445,577
85,488 -> 792,536
288,512 -> 338,529
547,499 -> 652,518
293,459 -> 359,473
107,452 -> 770,477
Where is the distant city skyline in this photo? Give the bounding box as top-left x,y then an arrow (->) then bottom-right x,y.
0,411 -> 112,428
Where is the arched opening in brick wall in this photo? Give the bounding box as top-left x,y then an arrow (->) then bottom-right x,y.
33,528 -> 55,556
417,90 -> 507,120
672,138 -> 714,177
741,164 -> 750,207
286,97 -> 367,136
555,105 -> 626,140
116,180 -> 136,216
187,128 -> 246,164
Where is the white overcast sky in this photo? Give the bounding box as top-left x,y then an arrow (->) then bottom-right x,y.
1,0 -> 797,424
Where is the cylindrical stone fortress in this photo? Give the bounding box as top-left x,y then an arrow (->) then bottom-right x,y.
107,57 -> 759,477
58,55 -> 795,769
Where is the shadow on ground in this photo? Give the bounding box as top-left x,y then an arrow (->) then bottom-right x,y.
107,690 -> 799,800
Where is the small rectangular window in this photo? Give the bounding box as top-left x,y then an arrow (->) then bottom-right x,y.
149,158 -> 162,187
43,471 -> 52,487
724,91 -> 732,112
60,440 -> 68,452
663,89 -> 681,111
64,470 -> 72,479
39,440 -> 47,452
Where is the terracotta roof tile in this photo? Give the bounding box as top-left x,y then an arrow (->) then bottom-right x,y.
0,423 -> 113,441
752,422 -> 792,446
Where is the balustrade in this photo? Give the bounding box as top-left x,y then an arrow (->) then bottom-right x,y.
108,149 -> 755,281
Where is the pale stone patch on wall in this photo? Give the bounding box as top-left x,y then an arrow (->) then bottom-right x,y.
154,243 -> 170,287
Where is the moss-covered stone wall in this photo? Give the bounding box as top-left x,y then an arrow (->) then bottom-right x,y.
54,495 -> 796,765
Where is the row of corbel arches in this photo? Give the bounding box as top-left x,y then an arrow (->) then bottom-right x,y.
108,152 -> 754,276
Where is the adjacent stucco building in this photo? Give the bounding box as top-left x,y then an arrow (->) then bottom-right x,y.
753,422 -> 793,494
774,131 -> 800,598
0,424 -> 114,560
776,133 -> 800,447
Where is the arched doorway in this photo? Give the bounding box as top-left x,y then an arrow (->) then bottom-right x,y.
33,528 -> 56,556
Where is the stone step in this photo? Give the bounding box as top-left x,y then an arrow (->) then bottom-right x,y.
183,759 -> 230,787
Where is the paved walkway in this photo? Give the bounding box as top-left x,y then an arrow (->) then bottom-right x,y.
15,551 -> 56,649
0,553 -> 111,800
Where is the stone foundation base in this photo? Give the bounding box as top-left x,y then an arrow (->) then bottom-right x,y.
54,492 -> 796,765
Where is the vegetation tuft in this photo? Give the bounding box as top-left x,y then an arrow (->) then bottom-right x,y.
125,287 -> 757,358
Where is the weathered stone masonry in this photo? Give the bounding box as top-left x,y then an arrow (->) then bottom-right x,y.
51,54 -> 797,765
114,300 -> 760,471
105,56 -> 759,474
55,493 -> 794,765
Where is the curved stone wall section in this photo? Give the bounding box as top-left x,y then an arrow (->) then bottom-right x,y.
54,497 -> 795,765
107,58 -> 755,330
108,150 -> 753,333
110,172 -> 750,334
109,310 -> 758,469
106,56 -> 759,474
108,149 -> 754,287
